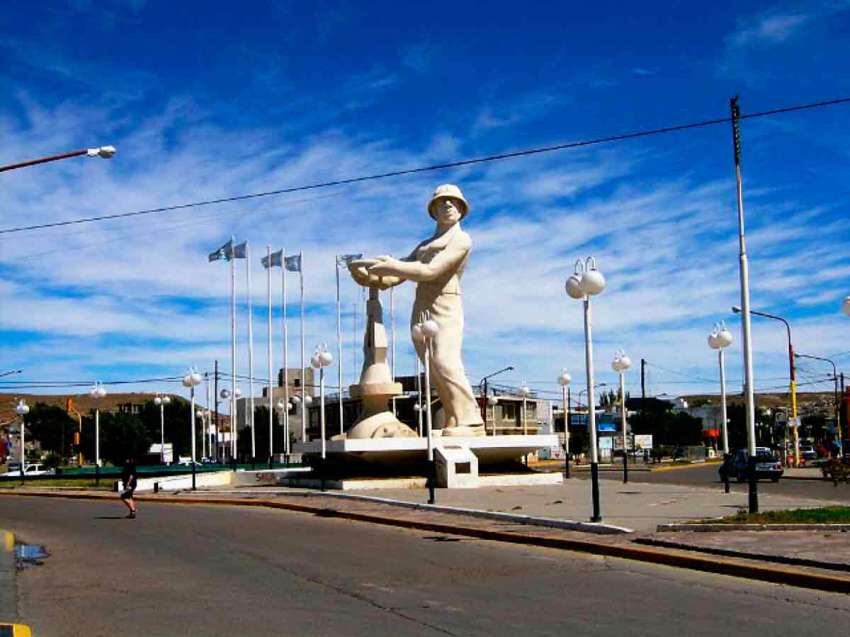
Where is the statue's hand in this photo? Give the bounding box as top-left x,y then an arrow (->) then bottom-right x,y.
348,263 -> 371,287
368,256 -> 403,277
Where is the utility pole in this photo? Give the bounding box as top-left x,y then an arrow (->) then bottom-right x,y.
214,360 -> 220,460
640,358 -> 646,400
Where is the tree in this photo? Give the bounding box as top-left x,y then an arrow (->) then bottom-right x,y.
237,406 -> 285,462
24,403 -> 78,459
630,401 -> 703,447
93,412 -> 153,466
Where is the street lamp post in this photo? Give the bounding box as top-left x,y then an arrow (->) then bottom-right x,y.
154,394 -> 172,464
520,381 -> 531,435
89,382 -> 107,485
478,366 -> 514,426
558,370 -> 572,479
15,399 -> 29,482
0,145 -> 116,172
183,368 -> 203,490
414,318 -> 440,505
611,351 -> 632,484
566,256 -> 607,523
729,96 -> 759,514
311,344 -> 334,460
486,395 -> 498,436
708,322 -> 734,493
732,305 -> 799,467
795,353 -> 841,447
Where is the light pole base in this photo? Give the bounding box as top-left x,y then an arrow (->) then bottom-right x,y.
590,462 -> 602,522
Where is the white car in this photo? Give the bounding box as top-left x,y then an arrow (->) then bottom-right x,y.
3,462 -> 56,477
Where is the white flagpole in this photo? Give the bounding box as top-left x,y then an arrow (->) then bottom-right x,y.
336,257 -> 344,435
390,286 -> 396,416
230,236 -> 237,461
267,245 -> 274,464
282,249 -> 290,456
205,372 -> 211,459
300,250 -> 306,442
246,241 -> 256,461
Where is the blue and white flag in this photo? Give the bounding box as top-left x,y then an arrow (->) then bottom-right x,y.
261,250 -> 283,269
208,240 -> 233,262
284,254 -> 302,272
232,242 -> 248,259
336,253 -> 363,267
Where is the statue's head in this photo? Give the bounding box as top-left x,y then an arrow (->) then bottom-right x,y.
428,184 -> 469,223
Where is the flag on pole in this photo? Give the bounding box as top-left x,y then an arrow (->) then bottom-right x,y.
262,250 -> 283,269
208,240 -> 233,262
232,242 -> 248,259
284,254 -> 302,272
336,253 -> 363,267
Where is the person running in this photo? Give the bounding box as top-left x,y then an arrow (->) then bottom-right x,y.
120,457 -> 138,519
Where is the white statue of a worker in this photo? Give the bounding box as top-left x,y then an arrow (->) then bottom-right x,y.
349,184 -> 485,437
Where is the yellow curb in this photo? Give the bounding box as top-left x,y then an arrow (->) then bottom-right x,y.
650,460 -> 721,473
0,624 -> 32,637
2,489 -> 849,594
3,531 -> 14,552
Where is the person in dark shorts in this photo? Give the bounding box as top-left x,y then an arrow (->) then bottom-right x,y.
120,457 -> 138,519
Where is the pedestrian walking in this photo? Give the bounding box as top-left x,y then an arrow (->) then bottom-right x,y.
120,457 -> 138,519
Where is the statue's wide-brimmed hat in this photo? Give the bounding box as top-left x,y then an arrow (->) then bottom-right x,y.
427,183 -> 469,219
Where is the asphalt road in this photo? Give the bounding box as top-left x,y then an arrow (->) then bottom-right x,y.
592,462 -> 850,501
2,496 -> 850,636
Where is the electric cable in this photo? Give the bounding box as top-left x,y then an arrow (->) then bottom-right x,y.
2,95 -> 849,237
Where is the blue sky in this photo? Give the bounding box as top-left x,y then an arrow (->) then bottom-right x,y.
1,0 -> 849,405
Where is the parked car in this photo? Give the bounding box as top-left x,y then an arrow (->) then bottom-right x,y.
799,445 -> 818,462
2,462 -> 56,478
718,448 -> 783,483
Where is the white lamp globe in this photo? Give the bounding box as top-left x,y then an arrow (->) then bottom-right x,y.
565,273 -> 585,299
163,395 -> 171,405
487,395 -> 499,406
275,399 -> 286,411
520,381 -> 530,397
558,370 -> 572,386
190,371 -> 202,386
290,395 -> 301,405
707,332 -> 721,349
843,296 -> 850,317
715,328 -> 733,348
310,353 -> 321,369
234,388 -> 242,399
303,395 -> 313,406
15,400 -> 29,416
319,350 -> 334,366
220,388 -> 231,400
154,396 -> 162,406
619,355 -> 632,370
580,267 -> 606,296
413,403 -> 421,412
422,319 -> 440,338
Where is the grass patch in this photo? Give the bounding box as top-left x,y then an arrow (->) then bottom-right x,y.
0,478 -> 112,490
715,506 -> 850,525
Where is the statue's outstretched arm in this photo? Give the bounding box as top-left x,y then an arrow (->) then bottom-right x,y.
369,237 -> 469,283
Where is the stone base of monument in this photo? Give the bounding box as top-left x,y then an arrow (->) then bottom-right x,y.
291,434 -> 561,489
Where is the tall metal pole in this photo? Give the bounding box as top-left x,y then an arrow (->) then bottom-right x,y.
299,251 -> 306,442
320,366 -> 326,460
281,250 -> 290,456
336,258 -> 344,435
190,386 -> 197,490
562,383 -> 571,479
205,373 -> 212,461
159,400 -> 166,464
425,336 -> 436,505
619,370 -> 628,484
214,360 -> 220,461
719,349 -> 729,454
267,245 -> 274,465
390,287 -> 397,417
730,96 -> 758,514
584,296 -> 601,522
246,241 -> 256,462
230,236 -> 238,462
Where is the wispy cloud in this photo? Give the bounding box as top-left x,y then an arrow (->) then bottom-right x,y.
728,13 -> 810,48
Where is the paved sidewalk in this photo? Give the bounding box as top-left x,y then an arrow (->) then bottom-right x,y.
352,479 -> 845,532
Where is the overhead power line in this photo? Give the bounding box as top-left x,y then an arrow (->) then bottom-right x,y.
2,95 -> 849,237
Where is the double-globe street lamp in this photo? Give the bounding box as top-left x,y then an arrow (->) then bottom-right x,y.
89,382 -> 107,485
220,386 -> 242,463
413,317 -> 440,504
183,368 -> 203,490
15,399 -> 29,482
566,256 -> 606,523
557,370 -> 572,478
310,344 -> 334,460
154,394 -> 172,464
843,296 -> 850,317
708,322 -> 733,493
611,351 -> 632,484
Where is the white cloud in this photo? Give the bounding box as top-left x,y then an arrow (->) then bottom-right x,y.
729,13 -> 809,48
